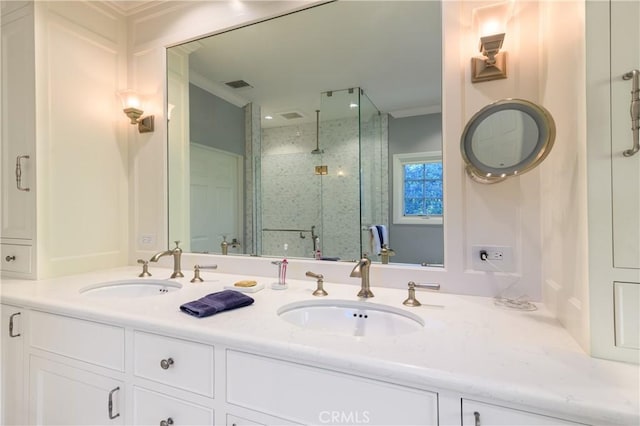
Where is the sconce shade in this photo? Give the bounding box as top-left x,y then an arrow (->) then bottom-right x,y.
117,90 -> 154,133
123,107 -> 143,125
472,33 -> 507,83
471,1 -> 512,84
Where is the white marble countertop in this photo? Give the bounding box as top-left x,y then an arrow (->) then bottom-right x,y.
1,266 -> 638,425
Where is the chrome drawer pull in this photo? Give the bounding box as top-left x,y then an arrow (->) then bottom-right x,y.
5,255 -> 16,262
15,155 -> 30,191
108,387 -> 120,420
160,418 -> 174,426
9,312 -> 21,337
160,357 -> 174,370
473,411 -> 481,426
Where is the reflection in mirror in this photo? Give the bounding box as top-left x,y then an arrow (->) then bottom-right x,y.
167,1 -> 443,265
460,98 -> 555,184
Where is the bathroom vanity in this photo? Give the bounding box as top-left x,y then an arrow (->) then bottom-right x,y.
1,266 -> 637,426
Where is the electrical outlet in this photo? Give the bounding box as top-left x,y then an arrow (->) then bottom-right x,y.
140,234 -> 156,247
471,245 -> 514,272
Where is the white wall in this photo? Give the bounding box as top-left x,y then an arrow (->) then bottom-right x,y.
35,1 -> 129,277
538,1 -> 589,351
125,1 -> 576,301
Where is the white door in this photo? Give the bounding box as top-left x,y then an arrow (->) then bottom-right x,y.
611,1 -> 640,270
190,143 -> 243,253
29,357 -> 124,425
1,305 -> 25,425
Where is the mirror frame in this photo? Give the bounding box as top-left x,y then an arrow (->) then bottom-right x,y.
460,98 -> 555,184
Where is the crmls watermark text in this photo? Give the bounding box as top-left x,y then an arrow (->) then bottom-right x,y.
318,410 -> 371,424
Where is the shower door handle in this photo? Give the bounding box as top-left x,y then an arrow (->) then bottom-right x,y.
622,69 -> 640,157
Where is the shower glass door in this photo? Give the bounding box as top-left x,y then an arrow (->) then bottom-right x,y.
318,88 -> 362,261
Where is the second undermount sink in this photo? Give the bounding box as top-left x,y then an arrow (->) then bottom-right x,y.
79,279 -> 182,298
277,299 -> 425,337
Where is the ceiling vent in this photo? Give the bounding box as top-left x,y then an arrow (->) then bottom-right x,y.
279,111 -> 304,120
225,79 -> 252,89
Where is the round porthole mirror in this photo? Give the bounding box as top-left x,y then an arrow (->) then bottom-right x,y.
460,98 -> 556,184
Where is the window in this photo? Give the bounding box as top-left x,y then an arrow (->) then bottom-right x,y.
393,152 -> 443,225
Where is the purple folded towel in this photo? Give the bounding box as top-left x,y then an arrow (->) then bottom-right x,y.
180,290 -> 254,318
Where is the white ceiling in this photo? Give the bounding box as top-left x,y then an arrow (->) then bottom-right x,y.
177,1 -> 442,127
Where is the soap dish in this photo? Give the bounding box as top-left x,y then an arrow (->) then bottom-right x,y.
224,283 -> 265,293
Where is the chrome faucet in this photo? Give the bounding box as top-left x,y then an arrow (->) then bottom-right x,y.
150,241 -> 184,278
350,255 -> 373,298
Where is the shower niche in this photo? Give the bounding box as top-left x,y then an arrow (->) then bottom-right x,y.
259,88 -> 388,261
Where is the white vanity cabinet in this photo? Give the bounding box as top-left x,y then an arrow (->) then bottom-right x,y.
0,303 -> 614,426
0,3 -> 36,278
1,304 -> 26,425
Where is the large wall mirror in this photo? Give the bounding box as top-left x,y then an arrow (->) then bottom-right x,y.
167,1 -> 444,266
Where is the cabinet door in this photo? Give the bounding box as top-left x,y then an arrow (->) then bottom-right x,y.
29,356 -> 124,425
1,305 -> 25,425
462,400 -> 586,426
0,6 -> 35,241
611,0 -> 639,270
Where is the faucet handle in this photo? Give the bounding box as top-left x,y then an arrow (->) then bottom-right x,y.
191,264 -> 218,283
305,271 -> 327,296
403,281 -> 440,307
137,259 -> 152,277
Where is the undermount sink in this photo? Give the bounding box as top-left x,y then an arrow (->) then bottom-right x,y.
277,299 -> 425,337
79,279 -> 182,298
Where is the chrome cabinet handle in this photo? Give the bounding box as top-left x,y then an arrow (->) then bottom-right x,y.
5,255 -> 16,262
15,155 -> 30,191
9,312 -> 21,337
159,418 -> 174,426
160,357 -> 174,369
108,387 -> 120,420
473,411 -> 481,426
622,69 -> 640,157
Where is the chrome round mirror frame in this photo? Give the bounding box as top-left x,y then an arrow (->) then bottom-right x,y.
460,98 -> 556,184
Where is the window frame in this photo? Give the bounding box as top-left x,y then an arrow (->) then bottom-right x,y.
392,151 -> 443,226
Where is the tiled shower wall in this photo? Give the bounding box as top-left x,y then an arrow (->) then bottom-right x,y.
261,118 -> 361,260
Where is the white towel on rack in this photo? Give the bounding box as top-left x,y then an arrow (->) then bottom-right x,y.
369,225 -> 388,255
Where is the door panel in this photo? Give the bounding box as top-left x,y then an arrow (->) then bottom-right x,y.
611,0 -> 640,269
190,144 -> 242,253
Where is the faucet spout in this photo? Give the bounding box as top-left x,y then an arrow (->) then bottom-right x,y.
149,241 -> 183,278
149,250 -> 173,262
350,256 -> 373,298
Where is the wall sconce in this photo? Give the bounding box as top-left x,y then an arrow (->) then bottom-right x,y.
471,1 -> 512,83
118,90 -> 154,133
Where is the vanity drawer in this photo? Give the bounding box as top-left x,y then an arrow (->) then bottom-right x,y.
133,386 -> 213,425
462,400 -> 587,425
133,331 -> 214,397
29,311 -> 124,371
0,243 -> 32,274
226,350 -> 438,425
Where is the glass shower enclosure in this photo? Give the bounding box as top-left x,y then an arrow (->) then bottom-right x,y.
259,87 -> 386,261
